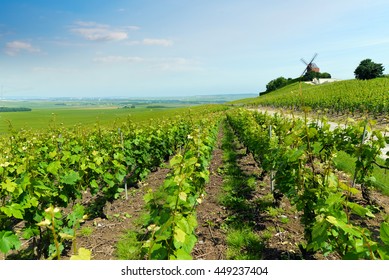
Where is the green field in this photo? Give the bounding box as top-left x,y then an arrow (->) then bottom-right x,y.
0,101 -> 226,133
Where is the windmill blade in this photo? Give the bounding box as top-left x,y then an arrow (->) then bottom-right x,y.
309,53 -> 318,64
300,67 -> 308,77
300,58 -> 309,65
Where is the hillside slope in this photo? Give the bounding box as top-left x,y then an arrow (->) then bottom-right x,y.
232,77 -> 389,115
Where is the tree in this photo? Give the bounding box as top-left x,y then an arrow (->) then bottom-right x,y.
265,76 -> 288,92
302,71 -> 332,81
354,59 -> 385,80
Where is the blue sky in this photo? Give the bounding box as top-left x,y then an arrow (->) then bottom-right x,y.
1,0 -> 389,98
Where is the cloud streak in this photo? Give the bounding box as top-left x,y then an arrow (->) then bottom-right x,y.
126,38 -> 173,47
143,38 -> 173,46
93,55 -> 144,63
5,41 -> 41,56
70,21 -> 129,41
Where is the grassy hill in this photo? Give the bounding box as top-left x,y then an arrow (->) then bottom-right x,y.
231,77 -> 389,115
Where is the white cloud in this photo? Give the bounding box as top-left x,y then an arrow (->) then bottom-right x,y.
125,25 -> 140,31
125,38 -> 173,47
73,21 -> 108,28
5,41 -> 40,56
93,55 -> 144,63
142,38 -> 173,47
71,21 -> 128,41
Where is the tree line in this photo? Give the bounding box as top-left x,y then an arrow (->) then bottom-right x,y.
0,107 -> 32,112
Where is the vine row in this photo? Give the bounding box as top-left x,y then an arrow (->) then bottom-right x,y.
227,108 -> 389,259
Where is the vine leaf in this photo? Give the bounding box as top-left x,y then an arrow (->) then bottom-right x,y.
1,179 -> 17,193
70,248 -> 91,260
1,203 -> 24,219
174,248 -> 192,260
178,192 -> 187,201
60,170 -> 80,185
174,228 -> 186,243
381,223 -> 389,245
0,231 -> 21,254
347,202 -> 375,218
47,161 -> 61,175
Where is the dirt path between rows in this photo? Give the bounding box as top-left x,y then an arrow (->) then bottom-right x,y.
193,129 -> 228,259
71,167 -> 171,260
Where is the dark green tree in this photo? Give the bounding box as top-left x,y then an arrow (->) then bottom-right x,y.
265,76 -> 288,92
302,71 -> 332,81
319,72 -> 332,78
354,59 -> 385,80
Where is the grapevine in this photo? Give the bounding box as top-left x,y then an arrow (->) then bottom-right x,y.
227,108 -> 389,259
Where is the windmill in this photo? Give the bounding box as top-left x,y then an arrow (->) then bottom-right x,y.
300,53 -> 320,77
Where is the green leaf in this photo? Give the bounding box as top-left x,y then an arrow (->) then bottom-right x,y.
325,193 -> 344,207
308,127 -> 318,138
16,164 -> 26,175
182,234 -> 197,253
143,190 -> 154,204
174,227 -> 186,243
60,170 -> 80,185
150,243 -> 168,259
33,182 -> 52,197
173,248 -> 192,260
48,151 -> 57,158
23,196 -> 39,208
59,194 -> 69,204
0,231 -> 21,253
90,179 -> 99,189
176,217 -> 190,233
326,216 -> 362,237
347,202 -> 375,218
185,157 -> 198,166
1,179 -> 17,193
380,222 -> 389,245
1,203 -> 24,219
22,227 -> 39,240
170,155 -> 183,167
178,191 -> 187,202
378,246 -> 389,260
70,248 -> 91,260
310,220 -> 329,249
47,161 -> 61,175
338,182 -> 360,195
186,213 -> 197,229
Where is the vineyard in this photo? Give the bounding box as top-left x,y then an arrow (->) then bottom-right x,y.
234,77 -> 389,118
226,109 -> 389,259
1,98 -> 389,260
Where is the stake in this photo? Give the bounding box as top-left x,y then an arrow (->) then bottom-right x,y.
352,122 -> 368,188
269,125 -> 275,193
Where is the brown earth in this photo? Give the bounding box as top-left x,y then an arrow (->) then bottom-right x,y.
192,131 -> 228,260
68,167 -> 171,260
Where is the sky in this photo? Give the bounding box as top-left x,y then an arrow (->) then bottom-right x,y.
1,0 -> 389,98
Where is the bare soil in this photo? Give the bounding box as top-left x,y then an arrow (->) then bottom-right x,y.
67,167 -> 171,260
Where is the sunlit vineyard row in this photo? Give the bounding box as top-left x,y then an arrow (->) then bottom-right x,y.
235,77 -> 389,116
